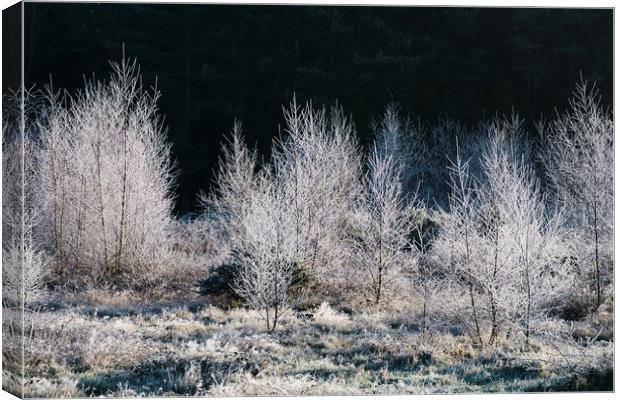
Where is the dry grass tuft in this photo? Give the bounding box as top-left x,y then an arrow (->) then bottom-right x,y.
312,302 -> 354,331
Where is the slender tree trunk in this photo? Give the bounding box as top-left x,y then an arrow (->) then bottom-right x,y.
465,226 -> 483,348
272,209 -> 282,333
422,278 -> 428,335
116,128 -> 129,278
57,149 -> 68,272
94,140 -> 110,276
375,208 -> 384,305
272,270 -> 279,334
74,176 -> 86,275
524,227 -> 531,352
489,224 -> 499,345
50,144 -> 61,271
309,190 -> 327,272
272,295 -> 279,333
294,160 -> 300,257
592,198 -> 602,310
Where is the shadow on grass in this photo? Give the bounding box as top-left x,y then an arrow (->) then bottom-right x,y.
326,344 -> 432,374
292,365 -> 358,381
532,367 -> 613,392
77,356 -> 259,396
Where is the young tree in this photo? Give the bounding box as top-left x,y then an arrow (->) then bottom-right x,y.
209,99 -> 363,328
480,120 -> 575,349
469,117 -> 531,346
494,157 -> 568,350
400,200 -> 440,336
2,90 -> 49,307
434,120 -> 574,349
351,145 -> 416,305
476,125 -> 518,346
541,81 -> 613,311
373,103 -> 418,193
199,120 -> 257,263
230,172 -> 297,333
36,58 -> 176,286
271,99 -> 362,279
479,121 -> 558,348
441,149 -> 485,347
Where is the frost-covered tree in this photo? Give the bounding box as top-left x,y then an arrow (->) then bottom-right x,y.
434,119 -> 575,349
271,99 -> 362,279
494,159 -> 568,350
199,120 -> 257,262
478,124 -> 572,349
209,99 -> 362,329
36,58 -> 176,286
475,126 -> 522,346
541,81 -> 613,311
230,172 -> 298,332
436,148 -> 485,347
351,145 -> 416,305
2,90 -> 49,307
373,103 -> 418,193
202,120 -> 295,330
408,205 -> 441,335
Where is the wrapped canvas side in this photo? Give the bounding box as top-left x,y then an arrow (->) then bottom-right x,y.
3,2 -> 25,398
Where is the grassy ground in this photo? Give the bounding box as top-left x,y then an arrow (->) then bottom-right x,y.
3,290 -> 613,397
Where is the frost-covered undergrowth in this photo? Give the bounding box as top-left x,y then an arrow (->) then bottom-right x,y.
4,291 -> 612,397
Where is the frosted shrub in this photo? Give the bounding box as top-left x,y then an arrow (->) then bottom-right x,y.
478,125 -> 573,349
230,173 -> 298,332
2,239 -> 48,307
541,81 -> 613,311
2,90 -> 49,306
433,149 -> 486,347
271,99 -> 362,279
208,100 -> 364,329
373,103 -> 418,193
2,91 -> 44,245
36,58 -> 176,286
351,145 -> 417,305
311,302 -> 353,330
433,118 -> 574,349
199,120 -> 257,264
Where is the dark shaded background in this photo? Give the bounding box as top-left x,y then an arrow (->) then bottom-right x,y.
22,4 -> 613,214
2,3 -> 22,94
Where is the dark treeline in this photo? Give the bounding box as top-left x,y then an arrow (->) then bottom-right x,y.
22,4 -> 612,213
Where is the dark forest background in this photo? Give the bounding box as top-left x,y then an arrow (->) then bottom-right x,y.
21,4 -> 613,214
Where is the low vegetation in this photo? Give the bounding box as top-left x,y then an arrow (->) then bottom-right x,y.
2,292 -> 614,397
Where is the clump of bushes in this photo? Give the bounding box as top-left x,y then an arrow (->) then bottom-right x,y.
205,82 -> 612,340
3,59 -> 178,292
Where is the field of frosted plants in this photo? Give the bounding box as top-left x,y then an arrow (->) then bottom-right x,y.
2,59 -> 613,397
